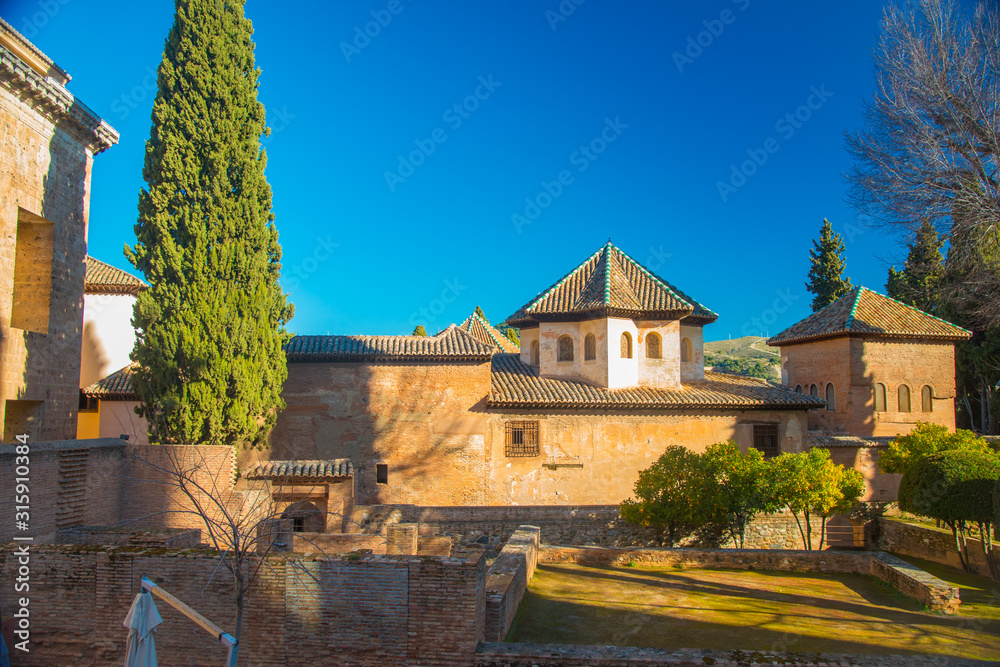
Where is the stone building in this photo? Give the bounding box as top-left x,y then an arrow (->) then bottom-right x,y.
0,19 -> 117,442
768,286 -> 971,500
270,243 -> 823,507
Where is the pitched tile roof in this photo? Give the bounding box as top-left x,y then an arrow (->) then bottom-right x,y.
285,325 -> 496,362
243,459 -> 354,481
488,353 -> 824,410
505,242 -> 717,328
81,363 -> 139,400
456,311 -> 520,353
85,256 -> 148,295
767,287 -> 971,346
808,434 -> 894,448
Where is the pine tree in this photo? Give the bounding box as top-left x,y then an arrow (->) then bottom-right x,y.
474,305 -> 489,324
503,326 -> 520,346
805,219 -> 854,311
412,325 -> 428,336
126,0 -> 292,448
886,220 -> 945,313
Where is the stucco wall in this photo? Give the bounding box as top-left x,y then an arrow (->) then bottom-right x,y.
80,292 -> 137,387
637,319 -> 680,388
678,324 -> 705,381
606,317 -> 639,388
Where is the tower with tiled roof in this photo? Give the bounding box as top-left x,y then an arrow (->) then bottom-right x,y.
505,242 -> 717,389
768,287 -> 970,440
455,310 -> 520,353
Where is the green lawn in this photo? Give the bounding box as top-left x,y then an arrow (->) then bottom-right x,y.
507,563 -> 1000,660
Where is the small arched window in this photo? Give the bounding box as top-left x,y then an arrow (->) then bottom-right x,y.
558,335 -> 574,362
874,383 -> 886,412
809,384 -> 819,397
620,332 -> 632,359
584,333 -> 596,361
795,385 -> 803,394
680,337 -> 693,362
825,383 -> 835,411
922,385 -> 933,413
530,340 -> 539,366
898,384 -> 911,412
646,333 -> 662,359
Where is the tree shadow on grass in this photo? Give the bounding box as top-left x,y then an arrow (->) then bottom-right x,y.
523,564 -> 1000,659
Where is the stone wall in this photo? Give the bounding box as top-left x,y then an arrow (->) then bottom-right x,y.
875,516 -> 997,579
56,526 -> 201,548
485,526 -> 539,642
0,544 -> 485,666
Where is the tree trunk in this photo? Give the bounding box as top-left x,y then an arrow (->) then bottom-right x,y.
963,392 -> 978,432
949,521 -> 971,573
978,521 -> 998,580
819,515 -> 828,552
804,510 -> 813,551
789,509 -> 808,550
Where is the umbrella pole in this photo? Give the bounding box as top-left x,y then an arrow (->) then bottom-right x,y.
141,575 -> 240,666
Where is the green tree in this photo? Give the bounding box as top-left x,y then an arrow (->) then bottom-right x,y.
620,446 -> 707,547
503,325 -> 520,346
879,421 -> 992,475
886,220 -> 945,313
701,442 -> 778,549
900,450 -> 1000,574
412,325 -> 428,336
126,0 -> 292,449
805,219 -> 854,311
772,449 -> 864,550
474,305 -> 489,324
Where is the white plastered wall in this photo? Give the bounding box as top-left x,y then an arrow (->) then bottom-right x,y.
519,326 -> 540,366
539,321 -> 583,379
81,293 -> 137,387
606,317 -> 639,388
679,324 -> 705,381
637,319 -> 681,388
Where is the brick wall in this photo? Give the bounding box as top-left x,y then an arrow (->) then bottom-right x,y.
485,526 -> 539,642
0,545 -> 485,666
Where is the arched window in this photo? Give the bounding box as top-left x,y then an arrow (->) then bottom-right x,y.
922,385 -> 933,413
809,384 -> 818,397
898,384 -> 911,412
584,333 -> 596,361
620,332 -> 632,359
530,340 -> 539,366
558,335 -> 574,361
795,385 -> 803,394
874,383 -> 886,412
825,383 -> 835,411
680,337 -> 692,362
646,333 -> 662,359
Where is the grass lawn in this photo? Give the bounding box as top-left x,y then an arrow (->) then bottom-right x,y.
507,563 -> 1000,660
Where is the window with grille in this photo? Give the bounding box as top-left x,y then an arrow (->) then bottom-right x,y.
752,423 -> 780,459
505,421 -> 539,457
647,333 -> 662,359
584,333 -> 596,360
558,335 -> 574,361
620,332 -> 632,359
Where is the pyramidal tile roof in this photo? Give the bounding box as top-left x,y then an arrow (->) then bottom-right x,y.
505,242 -> 717,327
767,287 -> 971,346
85,256 -> 148,295
285,325 -> 496,362
456,311 -> 520,353
82,362 -> 139,400
489,353 -> 823,410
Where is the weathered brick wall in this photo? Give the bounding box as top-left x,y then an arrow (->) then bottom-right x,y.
292,532 -> 385,554
779,337 -> 853,432
271,362 -> 812,507
0,79 -> 102,442
485,525 -> 539,641
875,516 -> 996,579
56,526 -> 201,548
347,504 -> 830,555
0,545 -> 485,666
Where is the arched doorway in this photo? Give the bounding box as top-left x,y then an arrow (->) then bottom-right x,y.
281,500 -> 326,533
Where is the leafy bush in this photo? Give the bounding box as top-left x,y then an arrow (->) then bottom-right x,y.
620,446 -> 706,547
700,441 -> 778,548
879,421 -> 990,475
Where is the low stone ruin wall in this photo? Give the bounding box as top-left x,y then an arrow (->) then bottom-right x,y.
538,546 -> 959,614
55,526 -> 202,548
292,532 -> 386,554
473,643 -> 988,666
875,516 -> 996,579
485,526 -> 539,642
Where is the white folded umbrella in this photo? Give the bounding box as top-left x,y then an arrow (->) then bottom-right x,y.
123,590 -> 163,667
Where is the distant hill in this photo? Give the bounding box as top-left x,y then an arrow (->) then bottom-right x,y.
703,336 -> 780,382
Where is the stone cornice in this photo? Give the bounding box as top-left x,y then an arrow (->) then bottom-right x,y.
0,45 -> 118,155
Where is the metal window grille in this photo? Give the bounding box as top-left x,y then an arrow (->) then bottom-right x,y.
752,423 -> 780,459
505,421 -> 539,457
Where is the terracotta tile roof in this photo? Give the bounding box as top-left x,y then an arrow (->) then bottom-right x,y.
808,434 -> 894,448
285,325 -> 496,362
85,256 -> 148,295
243,459 -> 354,481
81,363 -> 139,400
456,311 -> 520,353
505,242 -> 717,328
767,287 -> 971,346
488,353 -> 823,410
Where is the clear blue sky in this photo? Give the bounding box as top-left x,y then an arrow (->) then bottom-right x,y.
5,0 -> 929,338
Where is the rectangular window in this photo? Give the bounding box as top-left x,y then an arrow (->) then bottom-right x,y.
505,421 -> 540,457
78,394 -> 98,413
376,464 -> 388,485
292,516 -> 305,533
752,423 -> 780,459
11,208 -> 55,334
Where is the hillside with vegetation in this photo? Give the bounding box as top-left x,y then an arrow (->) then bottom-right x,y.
704,336 -> 781,382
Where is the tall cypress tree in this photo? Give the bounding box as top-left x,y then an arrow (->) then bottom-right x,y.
805,219 -> 854,311
886,219 -> 945,313
126,0 -> 292,448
